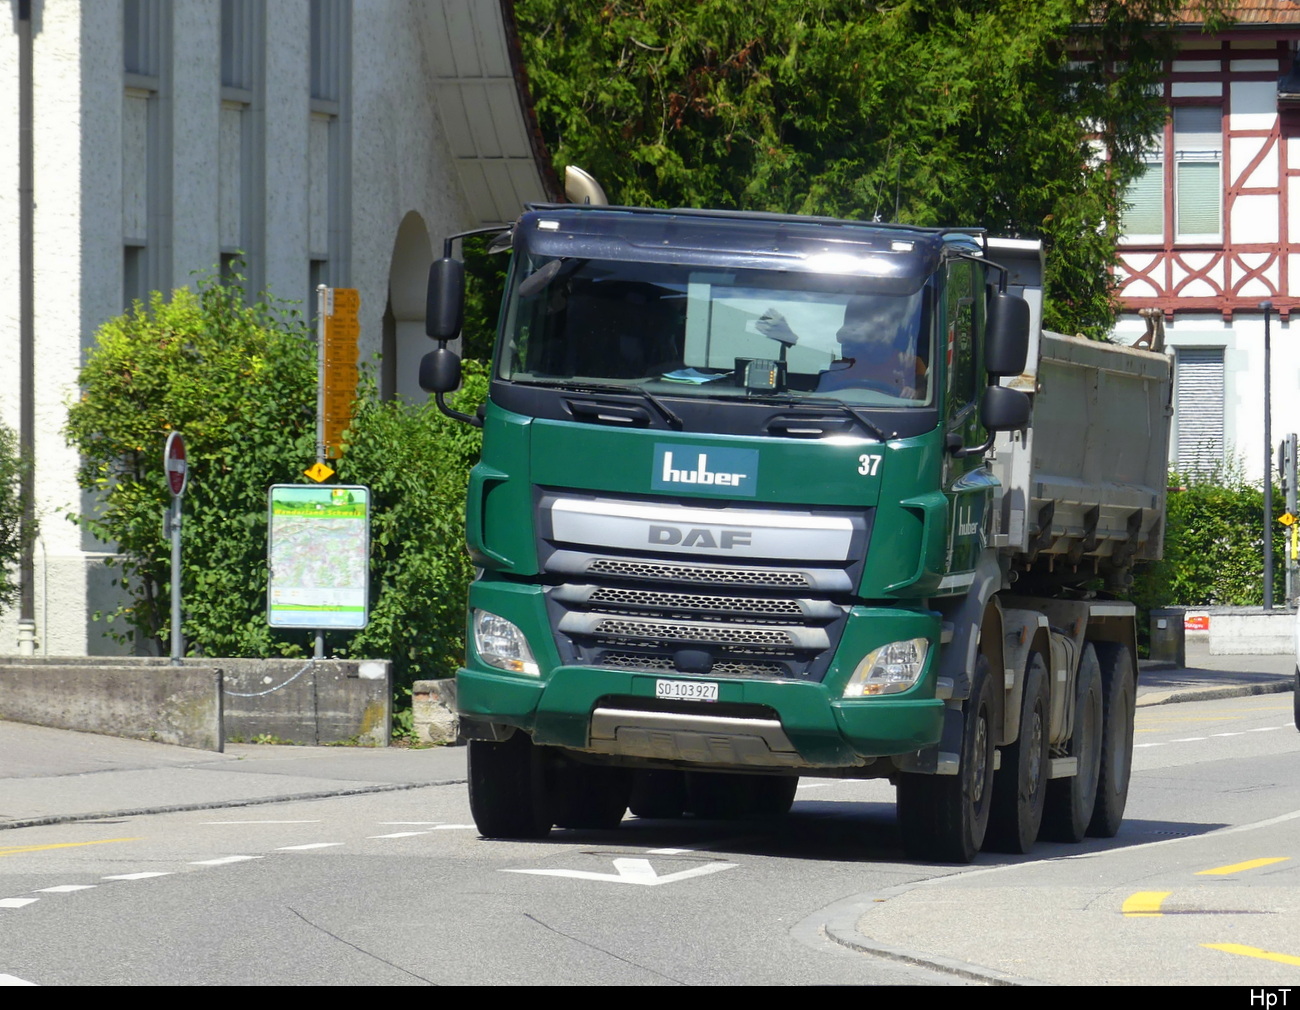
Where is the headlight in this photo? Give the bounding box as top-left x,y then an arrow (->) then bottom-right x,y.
472,610 -> 539,675
842,638 -> 928,697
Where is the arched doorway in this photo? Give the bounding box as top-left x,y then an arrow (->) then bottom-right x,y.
383,211 -> 434,401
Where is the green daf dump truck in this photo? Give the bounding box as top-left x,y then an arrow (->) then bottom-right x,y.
421,201 -> 1171,862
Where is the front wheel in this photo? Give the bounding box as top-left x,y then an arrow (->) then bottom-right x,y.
897,656 -> 995,863
467,732 -> 552,839
1088,642 -> 1136,838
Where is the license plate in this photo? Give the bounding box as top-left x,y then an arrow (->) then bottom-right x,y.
655,679 -> 718,702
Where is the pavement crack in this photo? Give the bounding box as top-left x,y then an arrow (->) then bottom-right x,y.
523,912 -> 686,984
287,905 -> 437,984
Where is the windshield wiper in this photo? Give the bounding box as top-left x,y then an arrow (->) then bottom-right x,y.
757,401 -> 893,442
529,381 -> 684,430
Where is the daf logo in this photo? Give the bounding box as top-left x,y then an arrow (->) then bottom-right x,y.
648,525 -> 753,550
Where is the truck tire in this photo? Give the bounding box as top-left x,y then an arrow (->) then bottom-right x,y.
1088,642 -> 1135,838
1041,644 -> 1103,843
467,732 -> 552,839
685,772 -> 798,820
629,770 -> 688,819
986,651 -> 1050,854
549,758 -> 632,830
896,656 -> 995,863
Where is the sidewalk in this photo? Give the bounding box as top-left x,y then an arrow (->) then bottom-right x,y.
1136,639 -> 1295,707
1,645 -> 1293,830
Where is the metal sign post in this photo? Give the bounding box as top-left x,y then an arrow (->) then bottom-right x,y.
1262,302 -> 1274,611
164,431 -> 188,665
311,286 -> 361,659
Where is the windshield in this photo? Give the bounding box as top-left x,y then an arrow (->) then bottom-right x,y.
498,257 -> 933,407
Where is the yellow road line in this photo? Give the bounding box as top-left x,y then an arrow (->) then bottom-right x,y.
1197,857 -> 1290,876
1204,943 -> 1300,967
1122,891 -> 1171,917
0,838 -> 139,857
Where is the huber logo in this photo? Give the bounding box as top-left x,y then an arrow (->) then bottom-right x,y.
652,445 -> 758,496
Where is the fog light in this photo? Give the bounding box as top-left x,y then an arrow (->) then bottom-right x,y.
473,610 -> 539,675
842,638 -> 928,697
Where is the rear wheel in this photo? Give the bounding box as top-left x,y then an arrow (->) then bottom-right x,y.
1088,642 -> 1136,838
549,757 -> 632,830
986,652 -> 1050,853
897,656 -> 995,863
467,732 -> 552,839
1041,644 -> 1103,843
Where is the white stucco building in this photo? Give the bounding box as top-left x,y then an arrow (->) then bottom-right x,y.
0,0 -> 552,656
1113,5 -> 1300,483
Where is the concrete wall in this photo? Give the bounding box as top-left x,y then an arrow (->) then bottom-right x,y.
0,660 -> 223,751
0,655 -> 391,748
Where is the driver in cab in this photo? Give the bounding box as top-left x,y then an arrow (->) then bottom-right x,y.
816,295 -> 927,398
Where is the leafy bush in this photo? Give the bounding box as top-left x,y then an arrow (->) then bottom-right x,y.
1131,466 -> 1287,611
65,277 -> 486,695
0,423 -> 29,610
65,277 -> 317,652
332,364 -> 486,690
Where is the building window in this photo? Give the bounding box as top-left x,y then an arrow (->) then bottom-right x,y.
1173,346 -> 1225,474
308,0 -> 351,289
1173,106 -> 1222,243
122,0 -> 170,309
220,0 -> 263,293
1121,106 -> 1222,245
1123,146 -> 1164,242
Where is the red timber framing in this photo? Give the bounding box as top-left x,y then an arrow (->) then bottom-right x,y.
1118,32 -> 1300,322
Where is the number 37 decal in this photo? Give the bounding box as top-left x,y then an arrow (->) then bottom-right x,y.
857,454 -> 882,476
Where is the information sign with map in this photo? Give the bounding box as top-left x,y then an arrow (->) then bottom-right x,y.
267,484 -> 370,629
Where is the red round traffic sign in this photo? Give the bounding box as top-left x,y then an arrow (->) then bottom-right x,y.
164,431 -> 188,497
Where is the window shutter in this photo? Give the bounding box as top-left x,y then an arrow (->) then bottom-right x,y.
1123,160 -> 1165,237
1174,347 -> 1225,474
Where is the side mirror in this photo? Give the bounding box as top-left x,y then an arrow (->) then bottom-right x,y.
985,292 -> 1030,377
981,383 -> 1031,432
419,345 -> 462,395
426,258 -> 465,341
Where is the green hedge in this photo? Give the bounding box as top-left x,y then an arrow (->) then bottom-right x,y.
65,276 -> 486,712
1131,468 -> 1288,611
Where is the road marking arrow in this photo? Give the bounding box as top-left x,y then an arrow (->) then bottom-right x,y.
505,856 -> 737,887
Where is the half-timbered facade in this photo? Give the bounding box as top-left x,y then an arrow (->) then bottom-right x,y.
1113,4 -> 1300,479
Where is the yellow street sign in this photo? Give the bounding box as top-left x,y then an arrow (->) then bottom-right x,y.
1279,512 -> 1296,526
304,462 -> 335,482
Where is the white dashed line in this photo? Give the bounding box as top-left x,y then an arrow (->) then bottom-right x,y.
0,973 -> 37,985
369,831 -> 431,839
275,843 -> 343,851
0,898 -> 38,909
35,885 -> 96,893
1135,724 -> 1292,750
189,855 -> 261,866
102,872 -> 172,880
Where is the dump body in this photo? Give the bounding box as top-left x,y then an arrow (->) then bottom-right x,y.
995,331 -> 1172,575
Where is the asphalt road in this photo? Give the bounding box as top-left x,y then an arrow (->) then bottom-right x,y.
0,647 -> 1295,986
